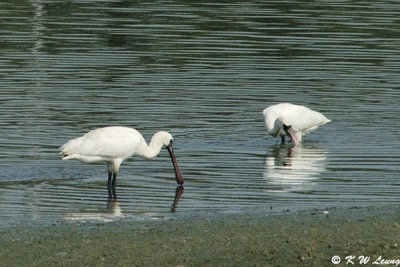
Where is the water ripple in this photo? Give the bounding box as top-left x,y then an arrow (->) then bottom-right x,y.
0,0 -> 399,226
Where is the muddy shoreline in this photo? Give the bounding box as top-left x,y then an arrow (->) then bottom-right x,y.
1,206 -> 399,266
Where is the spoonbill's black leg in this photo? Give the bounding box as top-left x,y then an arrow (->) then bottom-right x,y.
280,135 -> 285,144
111,172 -> 117,198
107,172 -> 113,198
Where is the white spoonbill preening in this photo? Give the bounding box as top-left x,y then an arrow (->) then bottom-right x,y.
59,126 -> 183,198
263,103 -> 331,146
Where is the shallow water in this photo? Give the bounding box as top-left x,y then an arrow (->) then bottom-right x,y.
0,0 -> 399,227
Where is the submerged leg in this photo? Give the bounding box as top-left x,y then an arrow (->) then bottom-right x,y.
280,135 -> 285,144
283,124 -> 299,147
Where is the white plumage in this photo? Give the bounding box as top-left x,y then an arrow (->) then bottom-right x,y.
60,126 -> 183,198
263,103 -> 331,146
61,127 -> 143,165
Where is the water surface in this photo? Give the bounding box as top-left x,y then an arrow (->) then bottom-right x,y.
0,0 -> 399,227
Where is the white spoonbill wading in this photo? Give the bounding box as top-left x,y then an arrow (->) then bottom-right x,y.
59,126 -> 183,198
263,103 -> 331,146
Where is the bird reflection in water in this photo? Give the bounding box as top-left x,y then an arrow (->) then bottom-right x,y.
171,185 -> 184,213
264,144 -> 328,192
63,198 -> 122,222
63,185 -> 184,222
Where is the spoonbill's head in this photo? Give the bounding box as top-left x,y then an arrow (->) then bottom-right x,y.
156,131 -> 174,147
155,131 -> 184,185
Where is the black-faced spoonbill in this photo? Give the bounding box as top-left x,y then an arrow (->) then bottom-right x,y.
60,126 -> 183,198
263,103 -> 331,146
